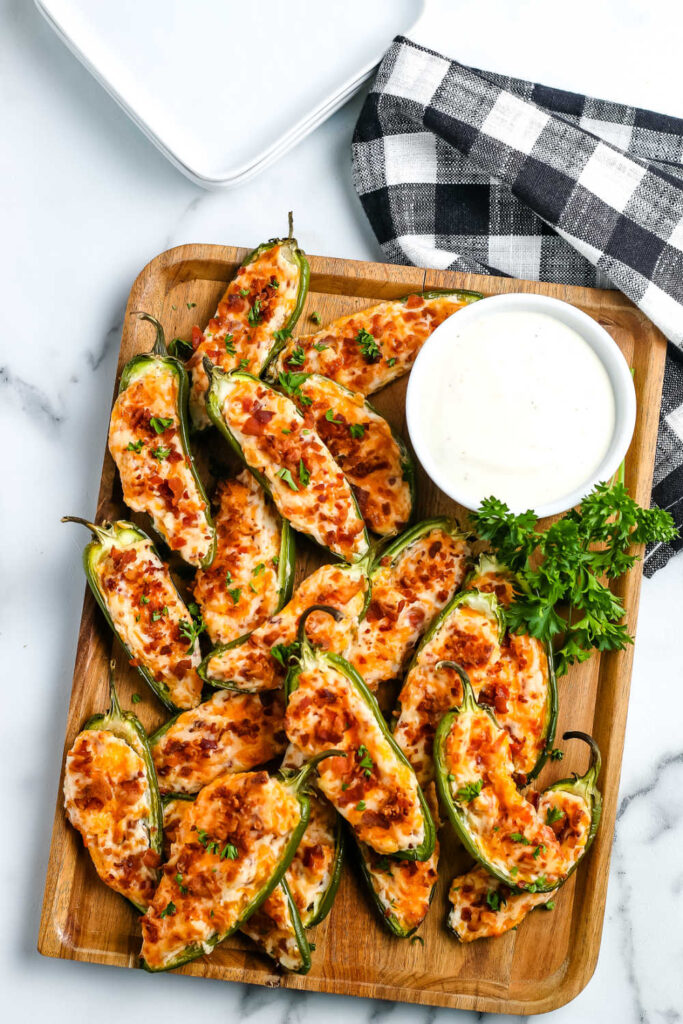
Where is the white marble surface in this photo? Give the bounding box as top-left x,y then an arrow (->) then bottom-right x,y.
2,1 -> 682,1021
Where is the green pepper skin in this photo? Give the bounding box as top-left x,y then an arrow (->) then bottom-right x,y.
62,517 -> 195,712
248,233 -> 310,377
205,366 -> 370,563
141,751 -> 341,973
117,313 -> 216,569
303,810 -> 346,928
434,674 -> 601,893
285,606 -> 436,862
276,514 -> 297,609
279,877 -> 312,973
80,662 -> 164,914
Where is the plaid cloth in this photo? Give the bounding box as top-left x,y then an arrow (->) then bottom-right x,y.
352,36 -> 683,575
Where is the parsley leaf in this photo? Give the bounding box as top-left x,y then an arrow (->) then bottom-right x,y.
253,563 -> 265,576
357,744 -> 373,778
356,328 -> 381,362
224,333 -> 236,354
356,800 -> 366,811
310,311 -> 322,325
220,842 -> 238,860
239,288 -> 250,297
298,458 -> 310,487
151,445 -> 171,461
228,587 -> 241,605
150,416 -> 173,434
126,439 -> 144,453
271,640 -> 300,668
349,423 -> 365,440
313,341 -> 328,352
546,806 -> 565,825
486,890 -> 505,912
454,780 -> 483,803
276,466 -> 299,491
273,327 -> 292,345
548,747 -> 564,761
277,370 -> 311,405
247,298 -> 262,326
160,901 -> 176,918
509,832 -> 530,844
325,409 -> 342,424
288,346 -> 306,367
131,694 -> 141,704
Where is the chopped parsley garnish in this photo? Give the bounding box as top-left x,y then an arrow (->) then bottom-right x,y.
454,780 -> 483,803
178,610 -> 205,652
486,890 -> 506,912
356,801 -> 366,811
220,842 -> 238,860
175,872 -> 188,895
525,876 -> 547,892
282,428 -> 291,435
126,439 -> 144,453
276,466 -> 299,491
169,337 -> 194,360
341,782 -> 350,791
325,409 -> 342,424
247,298 -> 262,326
225,333 -> 236,354
228,587 -> 241,605
470,482 -> 676,676
313,341 -> 328,352
375,857 -> 392,873
357,745 -> 373,777
509,832 -> 530,845
238,358 -> 249,369
270,278 -> 279,289
273,327 -> 292,345
186,301 -> 196,309
546,806 -> 565,825
387,357 -> 397,367
151,445 -> 171,461
288,346 -> 306,367
349,423 -> 365,440
533,845 -> 545,859
272,555 -> 280,567
224,570 -> 233,586
271,640 -> 300,668
310,311 -> 322,325
140,595 -> 150,605
548,748 -> 564,761
277,370 -> 311,405
249,583 -> 257,593
239,288 -> 250,297
150,416 -> 173,434
298,459 -> 310,487
253,563 -> 265,576
160,901 -> 176,917
544,901 -> 556,911
356,328 -> 381,362
131,694 -> 141,704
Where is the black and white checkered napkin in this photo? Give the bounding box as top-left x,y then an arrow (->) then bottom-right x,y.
352,36 -> 683,575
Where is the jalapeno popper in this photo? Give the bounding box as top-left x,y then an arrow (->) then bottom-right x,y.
140,754 -> 340,972
276,372 -> 414,536
64,664 -> 163,912
285,607 -> 435,860
394,589 -> 557,785
434,675 -> 601,891
447,865 -> 553,942
349,519 -> 470,689
192,472 -> 295,646
271,290 -> 481,395
63,518 -> 203,710
200,557 -> 370,692
186,220 -> 309,430
206,367 -> 370,563
108,314 -> 215,568
160,792 -> 311,972
150,690 -> 287,796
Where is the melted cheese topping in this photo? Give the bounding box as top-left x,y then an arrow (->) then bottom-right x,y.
448,865 -> 551,942
64,729 -> 159,908
275,293 -> 469,395
141,771 -> 301,971
193,472 -> 283,645
395,595 -> 550,785
94,536 -> 202,709
162,797 -> 193,858
152,690 -> 287,795
240,883 -> 305,971
361,840 -> 439,933
285,660 -> 425,856
204,561 -> 367,690
188,242 -> 302,429
349,527 -> 469,688
285,794 -> 338,925
443,706 -> 591,887
293,374 -> 412,537
217,375 -> 368,562
108,364 -> 212,566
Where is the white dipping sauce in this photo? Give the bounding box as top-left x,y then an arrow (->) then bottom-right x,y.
416,310 -> 616,511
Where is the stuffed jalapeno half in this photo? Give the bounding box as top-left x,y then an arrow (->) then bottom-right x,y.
199,552 -> 371,692
150,689 -> 287,796
206,366 -> 370,563
354,781 -> 440,937
277,371 -> 414,536
63,518 -> 203,710
393,590 -> 557,785
192,471 -> 295,646
447,864 -> 553,942
285,607 -> 435,861
434,674 -> 601,892
186,219 -> 309,430
160,793 -> 311,972
64,663 -> 163,913
280,745 -> 346,927
140,753 -> 340,972
348,518 -> 470,689
108,313 -> 215,568
270,289 -> 481,395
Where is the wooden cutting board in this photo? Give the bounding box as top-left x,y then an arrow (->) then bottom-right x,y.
38,244 -> 667,1014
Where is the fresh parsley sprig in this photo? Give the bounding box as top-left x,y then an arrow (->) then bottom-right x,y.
471,482 -> 676,677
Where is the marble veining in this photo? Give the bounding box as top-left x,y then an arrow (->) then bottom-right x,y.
2,1 -> 681,1022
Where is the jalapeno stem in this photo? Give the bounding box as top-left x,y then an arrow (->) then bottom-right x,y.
562,730 -> 602,783
61,515 -> 111,544
287,210 -> 294,240
131,312 -> 168,357
295,604 -> 344,652
107,659 -> 123,718
436,659 -> 477,711
282,749 -> 346,793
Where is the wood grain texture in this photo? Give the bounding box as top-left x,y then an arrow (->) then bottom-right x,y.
38,245 -> 667,1013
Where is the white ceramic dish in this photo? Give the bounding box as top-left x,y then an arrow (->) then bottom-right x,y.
406,293 -> 636,518
35,0 -> 424,188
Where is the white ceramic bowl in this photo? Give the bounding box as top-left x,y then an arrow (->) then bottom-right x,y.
406,292 -> 636,518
